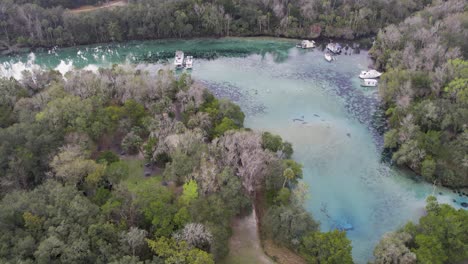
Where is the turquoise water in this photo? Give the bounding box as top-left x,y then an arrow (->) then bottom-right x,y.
1,38 -> 466,263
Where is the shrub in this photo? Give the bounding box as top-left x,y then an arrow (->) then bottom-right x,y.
97,150 -> 120,164
262,132 -> 283,153
121,132 -> 143,154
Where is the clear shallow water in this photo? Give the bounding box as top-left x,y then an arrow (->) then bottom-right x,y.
1,38 -> 466,263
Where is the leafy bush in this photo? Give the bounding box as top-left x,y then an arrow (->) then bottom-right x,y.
261,205 -> 318,247
300,230 -> 353,264
164,151 -> 196,185
105,161 -> 130,184
155,152 -> 172,167
98,150 -> 120,164
214,117 -> 238,137
262,132 -> 283,153
121,132 -> 143,154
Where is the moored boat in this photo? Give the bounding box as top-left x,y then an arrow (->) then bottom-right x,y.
361,78 -> 378,87
359,69 -> 382,79
184,56 -> 193,69
326,43 -> 342,54
324,52 -> 333,62
174,50 -> 184,69
297,40 -> 316,49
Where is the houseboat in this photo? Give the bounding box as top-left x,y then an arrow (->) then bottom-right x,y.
174,51 -> 184,69
296,40 -> 316,49
184,56 -> 193,69
359,69 -> 382,79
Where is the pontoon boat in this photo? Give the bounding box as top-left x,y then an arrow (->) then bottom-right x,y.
361,79 -> 378,87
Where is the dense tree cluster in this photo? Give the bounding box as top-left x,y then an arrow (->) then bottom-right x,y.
0,67 -> 353,263
0,0 -> 431,52
0,66 -> 248,262
0,181 -> 159,263
373,196 -> 468,264
370,0 -> 468,187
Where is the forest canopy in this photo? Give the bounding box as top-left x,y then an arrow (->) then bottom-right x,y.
370,0 -> 468,187
0,67 -> 352,263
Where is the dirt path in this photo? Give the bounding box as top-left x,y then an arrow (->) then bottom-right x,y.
263,240 -> 307,264
222,210 -> 274,264
69,0 -> 127,14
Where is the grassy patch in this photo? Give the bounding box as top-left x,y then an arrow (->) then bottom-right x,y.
126,176 -> 162,193
121,158 -> 161,191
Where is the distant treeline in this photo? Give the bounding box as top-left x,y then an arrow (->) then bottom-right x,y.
0,0 -> 431,50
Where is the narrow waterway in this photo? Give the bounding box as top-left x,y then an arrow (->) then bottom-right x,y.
1,38 -> 466,263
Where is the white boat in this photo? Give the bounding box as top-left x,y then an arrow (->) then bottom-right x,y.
324,53 -> 333,62
184,56 -> 193,69
174,51 -> 184,69
326,43 -> 342,54
359,69 -> 382,79
361,79 -> 378,87
297,40 -> 315,49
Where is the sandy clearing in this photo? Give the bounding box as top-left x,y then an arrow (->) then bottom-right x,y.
69,0 -> 127,14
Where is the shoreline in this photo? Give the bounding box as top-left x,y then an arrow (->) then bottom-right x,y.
1,35 -> 374,57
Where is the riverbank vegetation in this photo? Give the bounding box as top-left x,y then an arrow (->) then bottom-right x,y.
370,0 -> 468,187
372,196 -> 468,264
370,2 -> 468,260
0,68 -> 352,263
0,0 -> 431,52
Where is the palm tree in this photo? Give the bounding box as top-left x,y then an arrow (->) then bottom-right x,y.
282,167 -> 295,188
